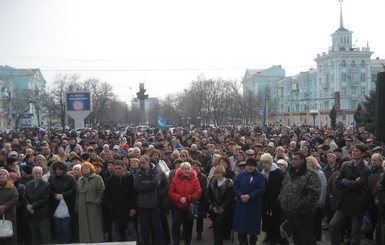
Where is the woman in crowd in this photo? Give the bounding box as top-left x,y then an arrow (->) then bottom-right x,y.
219,155 -> 235,180
168,162 -> 202,245
94,161 -> 105,176
273,146 -> 290,165
306,155 -> 327,241
233,150 -> 246,170
179,149 -> 191,163
301,143 -> 312,158
76,162 -> 105,243
0,169 -> 18,245
260,153 -> 286,245
149,149 -> 170,177
206,165 -> 234,245
48,161 -> 77,244
233,158 -> 265,245
68,164 -> 82,182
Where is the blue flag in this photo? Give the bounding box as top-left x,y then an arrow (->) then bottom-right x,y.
157,116 -> 167,130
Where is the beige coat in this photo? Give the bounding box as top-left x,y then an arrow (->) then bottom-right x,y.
76,173 -> 105,243
0,180 -> 18,245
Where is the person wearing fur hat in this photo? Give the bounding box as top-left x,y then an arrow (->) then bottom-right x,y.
0,169 -> 19,245
233,158 -> 265,245
76,162 -> 105,243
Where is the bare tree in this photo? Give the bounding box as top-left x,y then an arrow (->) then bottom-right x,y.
83,79 -> 115,126
50,74 -> 81,128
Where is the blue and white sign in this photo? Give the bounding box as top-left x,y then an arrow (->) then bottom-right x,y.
66,92 -> 91,111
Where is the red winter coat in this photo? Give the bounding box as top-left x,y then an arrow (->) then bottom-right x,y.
168,168 -> 202,210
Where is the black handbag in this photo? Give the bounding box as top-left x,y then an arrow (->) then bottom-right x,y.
188,197 -> 204,220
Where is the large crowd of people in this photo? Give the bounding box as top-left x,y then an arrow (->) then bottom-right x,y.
0,124 -> 384,245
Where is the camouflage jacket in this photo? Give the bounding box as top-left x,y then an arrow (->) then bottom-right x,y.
278,163 -> 321,214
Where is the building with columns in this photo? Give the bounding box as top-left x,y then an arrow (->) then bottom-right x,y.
243,3 -> 384,127
0,65 -> 47,129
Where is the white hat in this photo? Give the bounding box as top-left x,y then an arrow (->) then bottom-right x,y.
277,159 -> 288,168
268,142 -> 275,147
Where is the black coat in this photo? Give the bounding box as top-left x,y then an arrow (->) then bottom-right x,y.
207,178 -> 234,215
25,179 -> 50,220
48,161 -> 77,216
263,168 -> 284,212
104,172 -> 137,222
336,160 -> 371,216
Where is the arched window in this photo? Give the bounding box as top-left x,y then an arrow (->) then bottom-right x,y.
351,60 -> 356,67
342,60 -> 346,67
361,60 -> 365,67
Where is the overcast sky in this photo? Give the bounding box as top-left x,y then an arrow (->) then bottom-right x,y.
1,0 -> 384,104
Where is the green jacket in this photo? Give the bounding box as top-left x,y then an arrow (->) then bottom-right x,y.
279,163 -> 321,214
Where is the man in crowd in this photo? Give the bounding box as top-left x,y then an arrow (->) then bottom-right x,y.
329,144 -> 371,245
279,152 -> 320,245
133,155 -> 165,245
105,161 -> 137,242
25,166 -> 51,244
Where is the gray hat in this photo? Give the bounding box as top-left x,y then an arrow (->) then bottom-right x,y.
327,153 -> 337,158
237,161 -> 246,167
9,151 -> 18,157
245,149 -> 255,155
372,146 -> 384,152
35,154 -> 46,160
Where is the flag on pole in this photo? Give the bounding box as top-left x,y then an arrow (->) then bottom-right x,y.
157,116 -> 167,130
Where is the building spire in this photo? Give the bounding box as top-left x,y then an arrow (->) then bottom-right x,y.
339,0 -> 344,29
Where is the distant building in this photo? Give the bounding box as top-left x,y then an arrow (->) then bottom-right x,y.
243,3 -> 384,127
0,65 -> 47,128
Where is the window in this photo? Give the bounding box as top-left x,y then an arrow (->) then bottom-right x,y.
352,88 -> 356,95
361,88 -> 365,95
351,60 -> 356,67
342,88 -> 346,95
342,60 -> 346,67
341,101 -> 347,109
352,101 -> 357,109
361,60 -> 365,67
342,73 -> 346,81
361,73 -> 366,82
